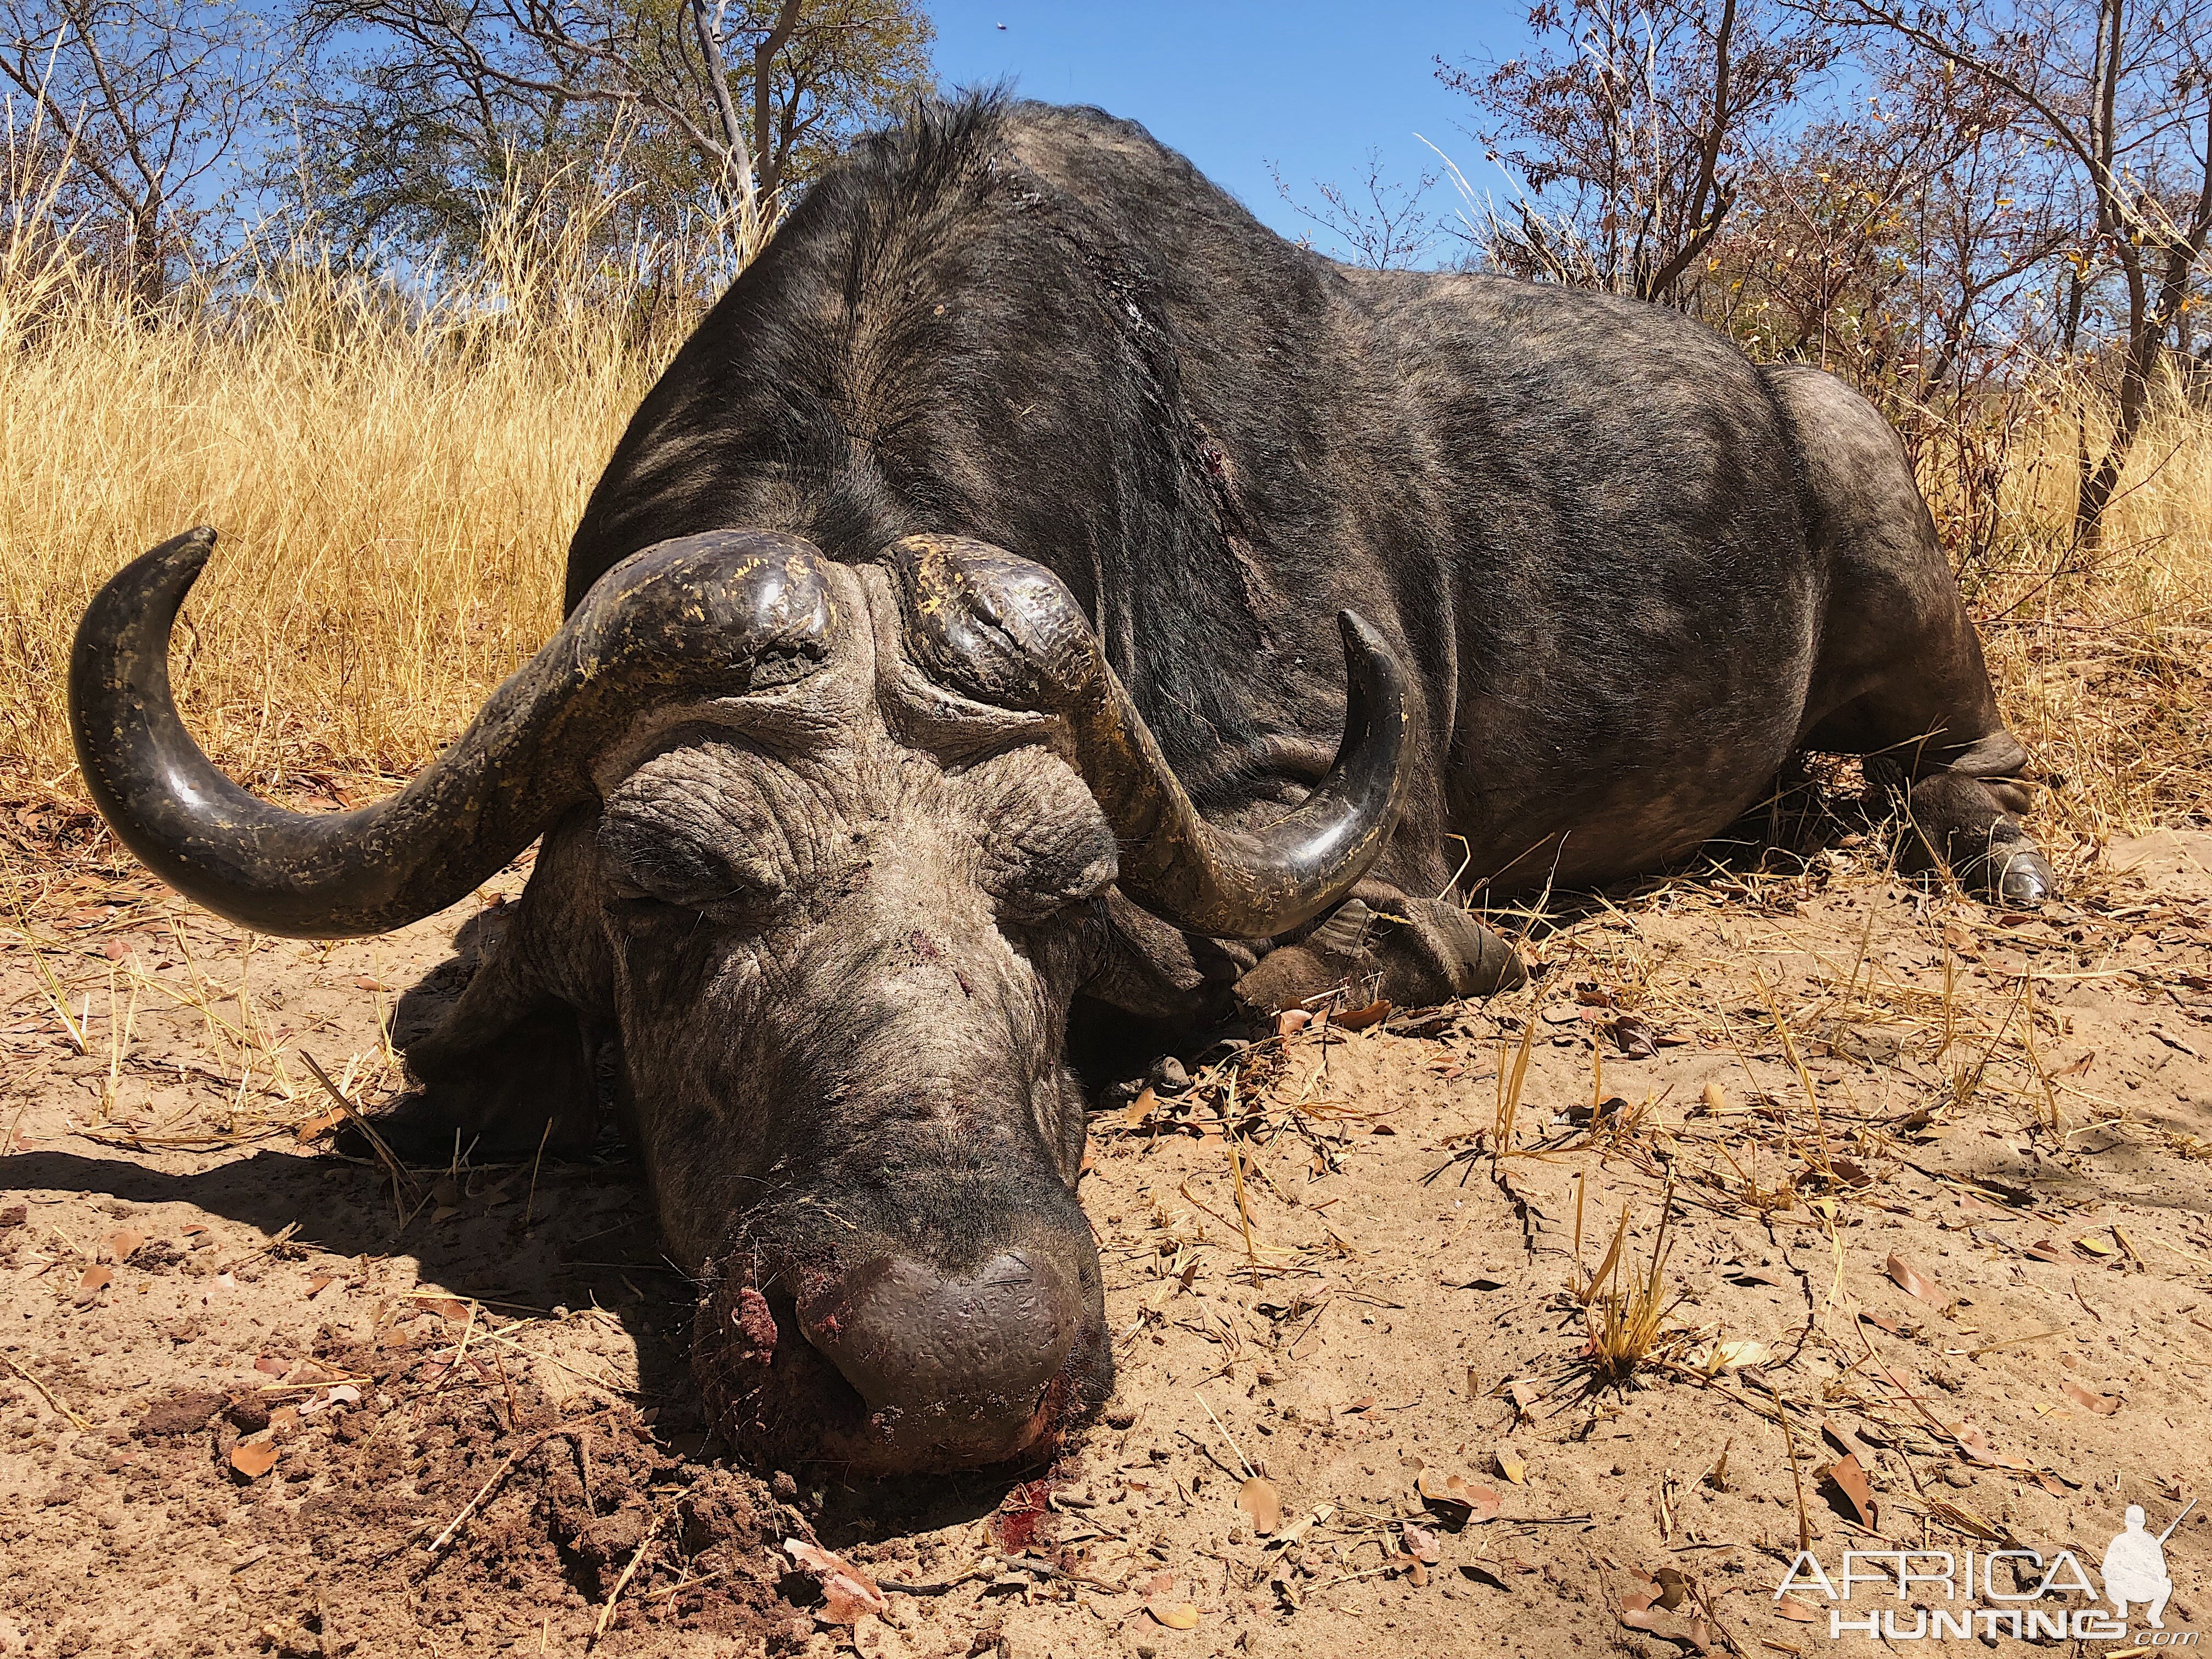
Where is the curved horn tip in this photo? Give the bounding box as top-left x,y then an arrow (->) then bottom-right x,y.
160,523 -> 218,562
123,525 -> 221,596
74,529 -> 223,680
1335,608 -> 1395,667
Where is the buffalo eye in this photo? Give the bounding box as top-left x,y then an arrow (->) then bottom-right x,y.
596,806 -> 788,922
989,826 -> 1116,927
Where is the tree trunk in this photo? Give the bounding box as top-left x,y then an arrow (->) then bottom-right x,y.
2076,269 -> 2154,549
129,200 -> 166,314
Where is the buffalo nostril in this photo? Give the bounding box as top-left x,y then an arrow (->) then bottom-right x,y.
796,1250 -> 1078,1442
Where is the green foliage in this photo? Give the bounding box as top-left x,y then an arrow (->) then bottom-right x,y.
280,0 -> 933,262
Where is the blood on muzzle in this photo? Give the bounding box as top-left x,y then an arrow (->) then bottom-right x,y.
692,1224 -> 1110,1475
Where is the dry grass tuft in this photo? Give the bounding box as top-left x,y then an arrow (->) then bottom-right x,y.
1579,1180 -> 1683,1385
1966,387 -> 2212,836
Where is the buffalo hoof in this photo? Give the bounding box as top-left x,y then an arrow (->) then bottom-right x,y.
1425,900 -> 1527,998
1959,821 -> 2058,910
1989,848 -> 2057,909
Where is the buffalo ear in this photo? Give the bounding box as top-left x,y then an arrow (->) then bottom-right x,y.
1076,890 -> 1253,1021
341,808 -> 617,1165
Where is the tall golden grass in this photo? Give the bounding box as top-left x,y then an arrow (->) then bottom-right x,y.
1965,392 -> 2212,837
0,151 -> 2205,841
0,142 -> 723,807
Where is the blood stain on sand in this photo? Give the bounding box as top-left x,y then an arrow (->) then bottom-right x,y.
987,1478 -> 1056,1553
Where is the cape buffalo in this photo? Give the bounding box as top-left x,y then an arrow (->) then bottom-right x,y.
69,96 -> 2054,1475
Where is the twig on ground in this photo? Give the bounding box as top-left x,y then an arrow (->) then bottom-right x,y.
1196,1389 -> 1256,1480
524,1115 -> 553,1233
592,1511 -> 665,1644
0,1350 -> 90,1430
1765,1376 -> 1810,1555
417,1416 -> 607,1570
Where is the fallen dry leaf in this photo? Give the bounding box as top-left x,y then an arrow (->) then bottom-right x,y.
229,1440 -> 278,1479
352,975 -> 391,992
1496,1446 -> 1526,1485
253,1356 -> 290,1376
1620,1576 -> 1713,1652
1608,1015 -> 1659,1057
76,1264 -> 112,1295
1951,1423 -> 2031,1470
2062,1381 -> 2121,1415
1402,1522 -> 1441,1563
306,1274 -> 335,1298
2073,1235 -> 2118,1259
1147,1602 -> 1200,1629
1277,1009 -> 1314,1037
297,1384 -> 360,1418
785,1538 -> 888,1624
1122,1086 -> 1158,1128
1335,999 -> 1391,1030
1775,1594 -> 1820,1622
1821,1452 -> 1878,1528
1416,1469 -> 1502,1520
1885,1253 -> 1944,1303
1237,1475 -> 1282,1535
2025,1239 -> 2069,1263
294,1107 -> 347,1142
1688,1337 -> 1773,1374
101,1229 -> 144,1262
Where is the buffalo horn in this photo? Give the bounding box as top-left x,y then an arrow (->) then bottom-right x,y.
874,535 -> 1411,940
69,526 -> 833,937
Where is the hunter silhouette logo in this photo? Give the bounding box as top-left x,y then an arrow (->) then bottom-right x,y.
1773,1496 -> 2197,1643
2104,1500 -> 2194,1629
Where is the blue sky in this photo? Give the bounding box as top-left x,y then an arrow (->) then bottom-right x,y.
928,2 -> 1530,263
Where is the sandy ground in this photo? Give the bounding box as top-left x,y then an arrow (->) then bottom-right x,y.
2,805 -> 2210,1658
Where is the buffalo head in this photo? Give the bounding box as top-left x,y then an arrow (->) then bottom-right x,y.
69,526 -> 1409,1473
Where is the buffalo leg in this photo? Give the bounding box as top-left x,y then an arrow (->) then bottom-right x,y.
1232,881 -> 1525,1015
1895,768 -> 2056,909
1766,364 -> 2058,909
1809,664 -> 2058,910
